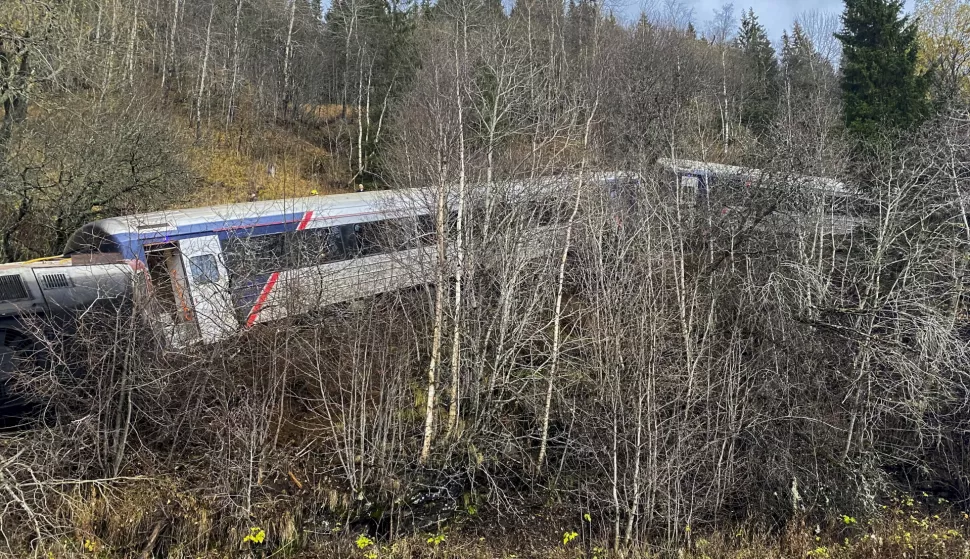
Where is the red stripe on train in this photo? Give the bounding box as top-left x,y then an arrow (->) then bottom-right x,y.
297,210 -> 314,231
246,271 -> 279,328
245,210 -> 314,328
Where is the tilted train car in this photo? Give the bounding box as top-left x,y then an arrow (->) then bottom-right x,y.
656,157 -> 871,235
0,175 -> 632,408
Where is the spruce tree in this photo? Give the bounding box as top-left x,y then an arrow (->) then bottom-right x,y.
782,23 -> 836,96
565,0 -> 598,59
835,0 -> 930,142
736,9 -> 780,137
781,24 -> 811,93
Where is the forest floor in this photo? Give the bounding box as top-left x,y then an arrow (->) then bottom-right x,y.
28,478 -> 970,558
219,499 -> 970,559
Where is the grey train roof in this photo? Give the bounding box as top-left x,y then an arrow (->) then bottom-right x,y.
89,174 -> 613,237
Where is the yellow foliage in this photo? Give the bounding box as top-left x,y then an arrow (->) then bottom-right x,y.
187,123 -> 345,205
356,534 -> 375,549
427,532 -> 447,546
242,526 -> 266,545
915,0 -> 970,98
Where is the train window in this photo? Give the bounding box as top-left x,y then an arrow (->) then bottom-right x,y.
338,221 -> 383,257
337,217 -> 437,257
384,216 -> 434,249
225,217 -> 430,276
339,224 -> 360,256
287,226 -> 345,267
64,224 -> 123,255
412,216 -> 436,247
417,215 -> 434,234
677,174 -> 701,195
222,233 -> 286,279
380,217 -> 409,250
416,214 -> 437,244
356,221 -> 385,255
355,223 -> 373,255
189,254 -> 220,284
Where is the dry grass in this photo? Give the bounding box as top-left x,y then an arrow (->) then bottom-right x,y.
155,92 -> 356,207
186,123 -> 349,206
22,485 -> 970,558
188,137 -> 336,205
16,90 -> 356,211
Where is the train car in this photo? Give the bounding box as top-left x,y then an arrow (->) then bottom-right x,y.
656,157 -> 871,235
656,157 -> 862,203
52,187 -> 446,348
0,174 -> 636,409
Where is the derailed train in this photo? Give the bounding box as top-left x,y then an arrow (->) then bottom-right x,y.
0,175 -> 637,404
0,160 -> 863,407
657,157 -> 871,234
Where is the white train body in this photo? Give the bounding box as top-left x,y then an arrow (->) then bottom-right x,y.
0,177 -> 623,365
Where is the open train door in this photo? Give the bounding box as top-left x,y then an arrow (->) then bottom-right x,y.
178,235 -> 238,344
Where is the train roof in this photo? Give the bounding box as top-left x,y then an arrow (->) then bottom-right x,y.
85,173 -> 626,239
89,187 -> 431,237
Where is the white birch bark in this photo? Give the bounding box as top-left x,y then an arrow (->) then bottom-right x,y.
446,16 -> 468,440
195,1 -> 215,141
226,0 -> 244,130
537,100 -> 598,468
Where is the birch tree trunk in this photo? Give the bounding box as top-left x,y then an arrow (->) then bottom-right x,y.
99,0 -> 119,105
226,0 -> 244,130
446,16 -> 468,440
124,4 -> 138,87
195,1 -> 215,141
161,0 -> 183,94
420,141 -> 450,464
537,100 -> 597,468
281,0 -> 298,118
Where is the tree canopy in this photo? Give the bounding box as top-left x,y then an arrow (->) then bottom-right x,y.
914,0 -> 970,106
736,8 -> 780,137
836,0 -> 931,142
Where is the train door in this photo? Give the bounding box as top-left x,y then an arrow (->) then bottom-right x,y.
145,243 -> 198,346
677,172 -> 708,200
178,235 -> 238,344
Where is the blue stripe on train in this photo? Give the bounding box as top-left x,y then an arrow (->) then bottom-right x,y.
108,211 -> 310,323
112,211 -> 307,265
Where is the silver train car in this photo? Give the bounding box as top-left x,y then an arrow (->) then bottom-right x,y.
656,157 -> 871,235
0,176 -> 632,405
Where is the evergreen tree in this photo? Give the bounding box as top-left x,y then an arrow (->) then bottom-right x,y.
835,0 -> 931,142
781,24 -> 809,91
782,22 -> 836,96
324,0 -> 417,182
736,9 -> 780,137
565,0 -> 598,59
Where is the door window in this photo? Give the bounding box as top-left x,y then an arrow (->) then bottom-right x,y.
189,254 -> 220,284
